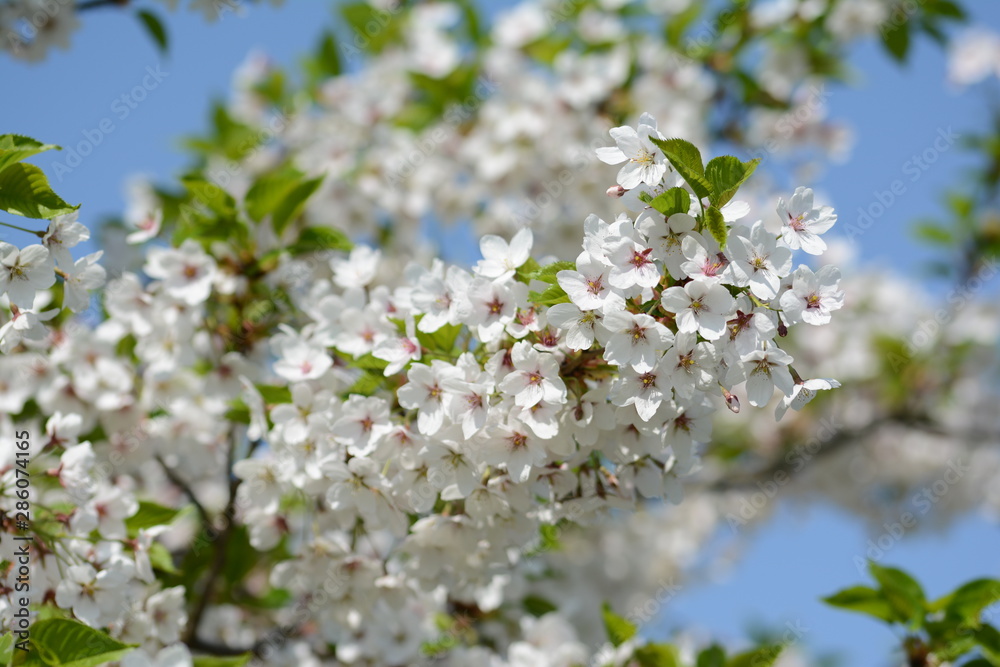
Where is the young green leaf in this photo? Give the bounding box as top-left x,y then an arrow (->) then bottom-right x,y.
601,602 -> 637,647
0,634 -> 13,666
697,644 -> 726,667
649,187 -> 691,217
0,162 -> 79,219
703,206 -> 728,248
416,322 -> 462,355
649,137 -> 712,201
869,562 -> 927,627
136,9 -> 168,55
974,624 -> 1000,662
634,643 -> 681,667
726,645 -> 783,667
255,384 -> 293,404
288,226 -> 353,255
148,541 -> 180,575
125,500 -> 180,534
705,156 -> 759,207
528,260 -> 576,284
271,175 -> 324,236
528,284 -> 570,306
21,620 -> 135,667
523,594 -> 558,617
881,22 -> 911,63
182,177 -> 237,219
514,256 -> 541,282
944,578 -> 1000,625
822,585 -> 898,623
0,134 -> 61,173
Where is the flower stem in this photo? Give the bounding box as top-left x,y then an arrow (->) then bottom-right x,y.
0,220 -> 45,236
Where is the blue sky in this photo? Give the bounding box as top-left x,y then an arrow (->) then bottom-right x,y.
2,2 -> 998,665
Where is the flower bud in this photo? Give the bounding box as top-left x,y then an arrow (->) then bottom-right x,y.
778,323 -> 788,337
606,185 -> 625,198
721,387 -> 740,413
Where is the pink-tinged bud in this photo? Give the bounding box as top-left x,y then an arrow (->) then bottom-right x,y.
606,185 -> 625,198
778,323 -> 788,337
722,388 -> 740,414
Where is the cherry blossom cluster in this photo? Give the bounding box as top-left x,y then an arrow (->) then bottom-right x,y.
175,112 -> 842,663
1,212 -> 106,352
0,106 -> 854,666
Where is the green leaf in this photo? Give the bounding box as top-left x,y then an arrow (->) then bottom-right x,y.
0,162 -> 79,219
0,134 -> 60,173
529,261 -> 576,285
648,187 -> 691,217
350,354 -> 390,372
649,137 -> 711,201
926,0 -> 966,19
945,579 -> 1000,625
288,226 -> 352,255
125,500 -> 180,534
225,404 -> 251,425
515,256 -> 541,282
881,21 -> 911,63
182,177 -> 236,219
340,1 -> 404,54
136,9 -> 168,55
703,206 -> 728,249
222,525 -> 258,586
538,524 -> 561,552
192,656 -> 251,667
634,643 -> 681,667
528,284 -> 570,306
869,562 -> 927,626
523,594 -> 558,617
244,168 -> 303,222
416,322 -> 462,354
705,156 -> 760,207
727,645 -> 783,667
697,644 -> 726,667
0,634 -> 13,666
148,541 -> 180,575
524,34 -> 573,65
22,619 -> 135,667
304,31 -> 342,84
346,370 -> 384,396
665,3 -> 703,50
601,602 -> 637,647
256,384 -> 293,404
913,222 -> 954,245
974,624 -> 1000,661
272,175 -> 324,236
822,585 -> 898,623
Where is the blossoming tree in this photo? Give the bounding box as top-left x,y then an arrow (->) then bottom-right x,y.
1,1 -> 999,666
